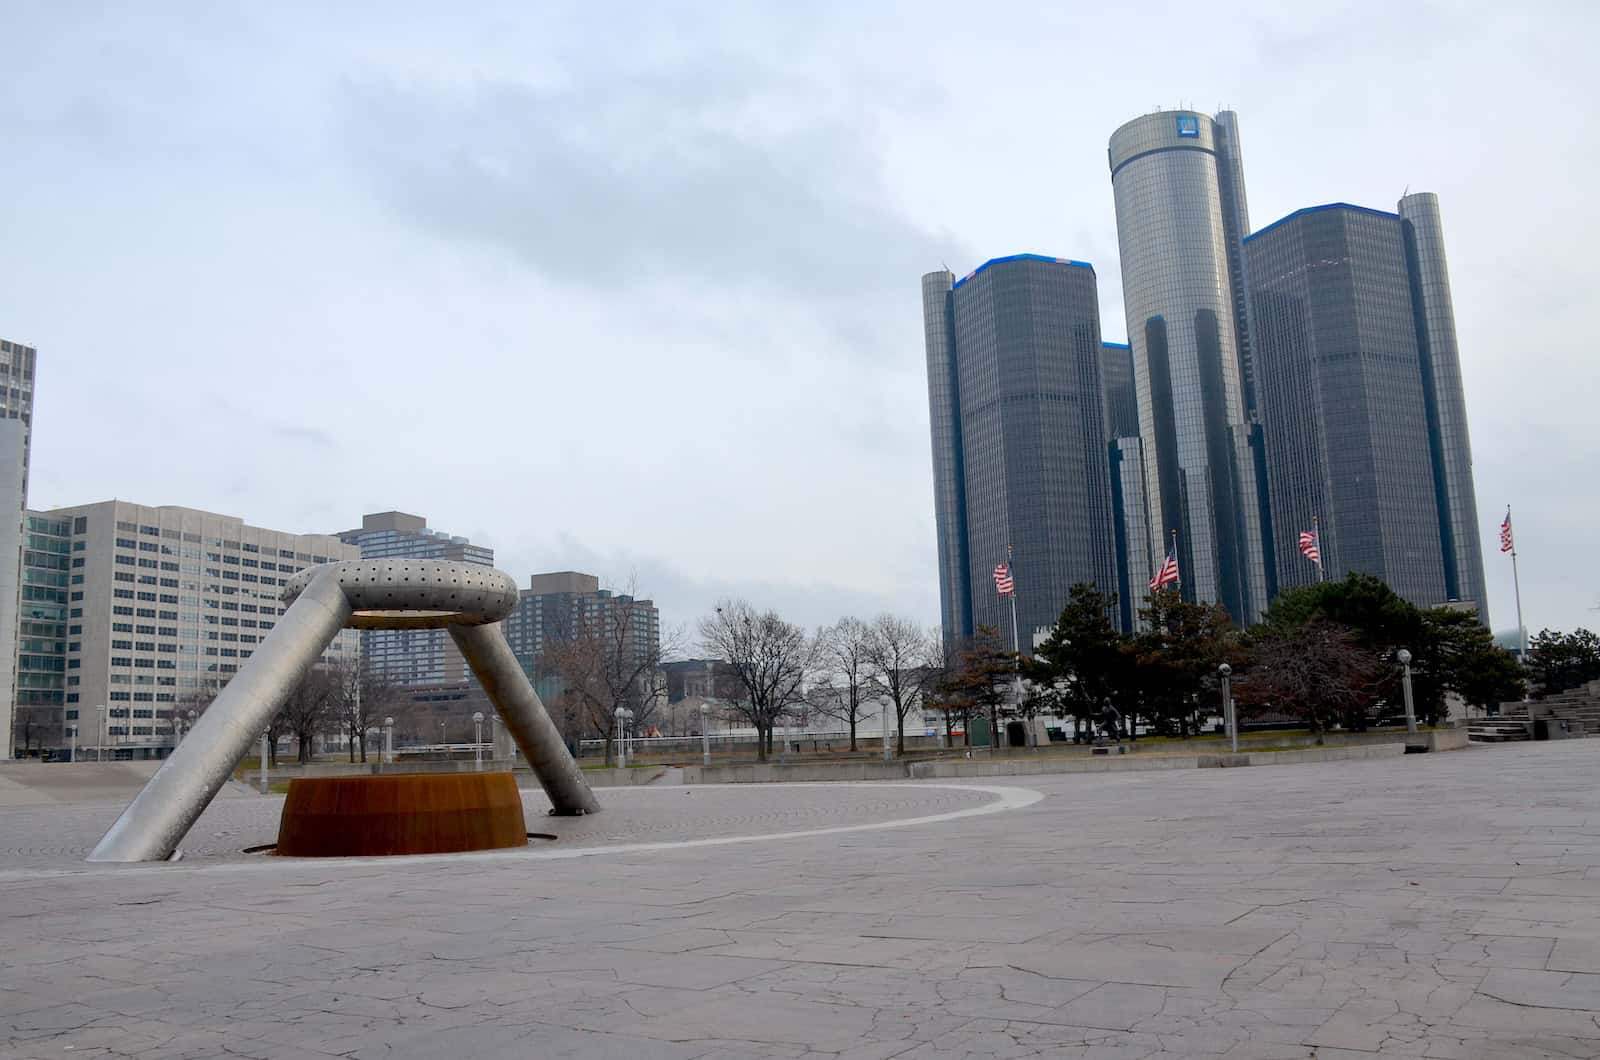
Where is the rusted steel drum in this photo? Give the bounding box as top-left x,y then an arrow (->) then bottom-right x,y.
275,773 -> 527,856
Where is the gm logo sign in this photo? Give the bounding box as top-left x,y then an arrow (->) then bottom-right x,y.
1175,115 -> 1200,138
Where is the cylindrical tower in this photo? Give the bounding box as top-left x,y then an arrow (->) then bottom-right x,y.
1108,110 -> 1265,622
921,269 -> 972,649
1399,192 -> 1487,614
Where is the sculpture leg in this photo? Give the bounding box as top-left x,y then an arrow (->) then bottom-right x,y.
87,570 -> 353,862
449,623 -> 599,815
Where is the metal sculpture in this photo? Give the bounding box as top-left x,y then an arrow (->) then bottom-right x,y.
87,560 -> 599,862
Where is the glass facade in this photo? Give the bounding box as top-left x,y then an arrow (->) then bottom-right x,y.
922,270 -> 972,650
1099,342 -> 1139,440
1246,204 -> 1451,609
1399,193 -> 1487,613
1108,110 -> 1268,624
922,255 -> 1119,647
14,515 -> 69,751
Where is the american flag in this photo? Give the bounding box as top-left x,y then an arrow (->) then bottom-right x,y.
1500,510 -> 1514,553
992,563 -> 1017,598
1149,550 -> 1179,591
1298,530 -> 1321,566
993,562 -> 1014,597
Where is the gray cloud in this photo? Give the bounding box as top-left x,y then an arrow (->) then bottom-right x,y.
334,64 -> 960,306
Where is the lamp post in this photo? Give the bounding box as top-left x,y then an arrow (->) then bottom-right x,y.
1397,649 -> 1417,735
438,720 -> 447,758
259,730 -> 269,795
383,716 -> 394,765
473,711 -> 484,769
882,700 -> 893,762
700,702 -> 711,767
69,724 -> 76,763
96,704 -> 106,762
1218,663 -> 1236,754
614,707 -> 633,768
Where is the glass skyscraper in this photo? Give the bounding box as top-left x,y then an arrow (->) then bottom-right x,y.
1108,110 -> 1269,624
922,255 -> 1119,649
1398,193 -> 1487,611
1246,199 -> 1486,613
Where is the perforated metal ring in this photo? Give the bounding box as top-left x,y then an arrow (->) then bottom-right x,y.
282,560 -> 520,629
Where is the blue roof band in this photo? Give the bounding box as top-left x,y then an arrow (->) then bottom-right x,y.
953,253 -> 1095,289
1245,202 -> 1402,244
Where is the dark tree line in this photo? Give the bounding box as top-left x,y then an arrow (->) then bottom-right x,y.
932,574 -> 1528,743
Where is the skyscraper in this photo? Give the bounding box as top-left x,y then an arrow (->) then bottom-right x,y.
1100,341 -> 1151,630
1246,200 -> 1486,613
922,255 -> 1119,648
1399,193 -> 1487,610
337,512 -> 494,687
0,338 -> 37,758
1108,109 -> 1269,624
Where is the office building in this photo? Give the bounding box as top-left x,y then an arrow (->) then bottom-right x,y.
13,512 -> 67,754
922,254 -> 1119,648
1108,109 -> 1270,624
0,337 -> 37,758
1398,193 -> 1487,610
336,512 -> 494,687
1100,341 -> 1151,630
1245,199 -> 1485,611
502,571 -> 661,706
25,501 -> 357,758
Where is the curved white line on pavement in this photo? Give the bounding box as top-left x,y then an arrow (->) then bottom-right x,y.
3,782 -> 1044,880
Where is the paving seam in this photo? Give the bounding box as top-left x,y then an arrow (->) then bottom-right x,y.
0,781 -> 1044,882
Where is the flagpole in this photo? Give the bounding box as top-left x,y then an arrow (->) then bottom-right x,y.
1007,546 -> 1023,741
1170,529 -> 1180,595
1507,506 -> 1526,660
1314,514 -> 1326,583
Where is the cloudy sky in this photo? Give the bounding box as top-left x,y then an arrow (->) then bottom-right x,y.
3,2 -> 1596,642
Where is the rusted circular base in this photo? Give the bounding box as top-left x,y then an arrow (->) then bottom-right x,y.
275,772 -> 528,857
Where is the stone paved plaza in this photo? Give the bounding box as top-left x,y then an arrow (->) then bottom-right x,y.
3,742 -> 1600,1058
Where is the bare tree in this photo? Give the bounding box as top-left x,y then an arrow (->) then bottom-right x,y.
332,661 -> 403,763
1237,619 -> 1386,744
699,599 -> 817,762
173,673 -> 225,733
12,706 -> 60,756
815,617 -> 875,751
540,578 -> 677,766
864,615 -> 934,755
276,666 -> 341,765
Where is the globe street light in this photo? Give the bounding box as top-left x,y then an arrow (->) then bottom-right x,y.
700,702 -> 711,767
383,716 -> 394,765
614,707 -> 633,768
473,711 -> 485,768
1218,663 -> 1236,753
1396,649 -> 1417,735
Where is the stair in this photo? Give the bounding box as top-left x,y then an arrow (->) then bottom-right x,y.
1474,679 -> 1600,743
1467,719 -> 1531,742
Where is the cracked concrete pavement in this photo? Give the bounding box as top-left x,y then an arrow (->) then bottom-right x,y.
3,741 -> 1600,1058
